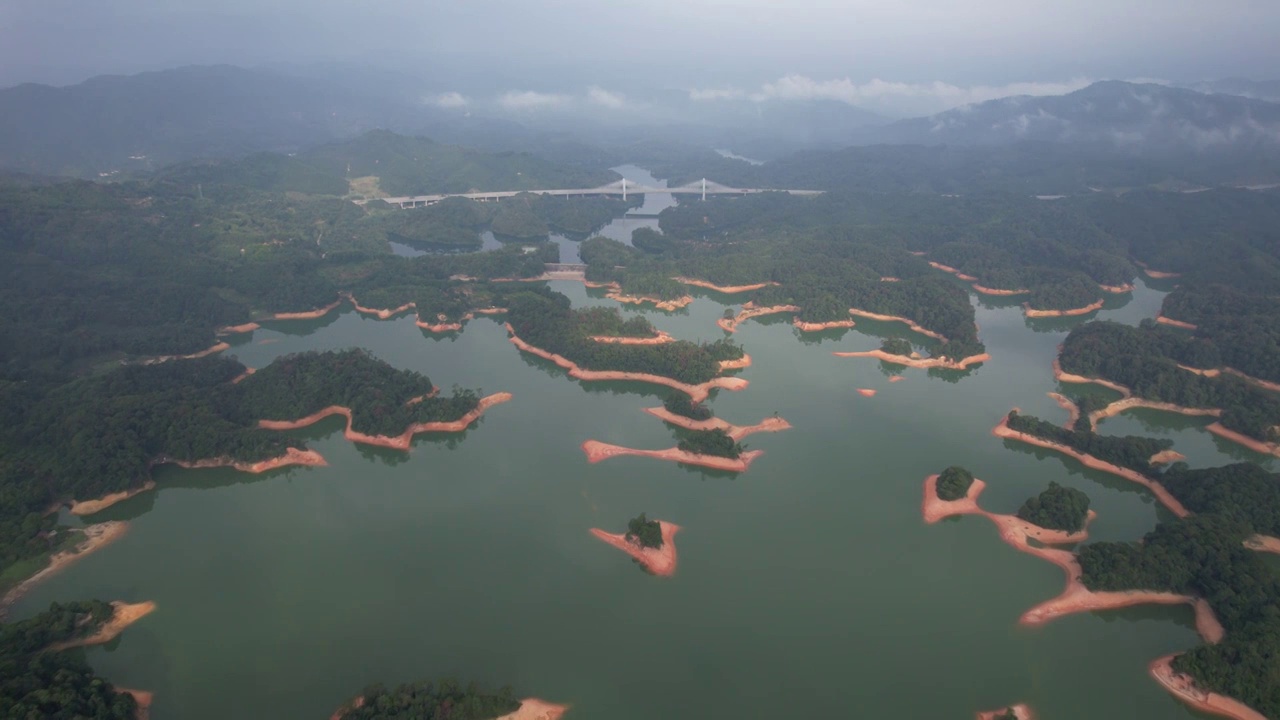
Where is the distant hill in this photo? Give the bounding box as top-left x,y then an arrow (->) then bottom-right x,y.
156,130 -> 619,197
866,81 -> 1280,154
1184,78 -> 1280,103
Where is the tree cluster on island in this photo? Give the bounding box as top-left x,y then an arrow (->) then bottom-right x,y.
1005,411 -> 1174,475
625,513 -> 664,549
1016,481 -> 1091,533
505,287 -> 740,385
935,466 -> 975,501
0,601 -> 138,719
571,306 -> 657,338
676,428 -> 744,459
333,677 -> 521,720
880,337 -> 914,357
662,394 -> 714,421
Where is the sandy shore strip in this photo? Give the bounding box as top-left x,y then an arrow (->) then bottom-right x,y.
1052,358 -> 1132,397
718,304 -> 800,333
141,341 -> 230,365
1135,261 -> 1182,279
1,521 -> 130,614
589,330 -> 675,345
267,299 -> 343,321
217,322 -> 260,335
1156,314 -> 1198,330
1023,299 -> 1104,318
857,388 -> 877,397
793,317 -> 856,332
972,284 -> 1030,296
1244,534 -> 1280,554
606,290 -> 694,312
344,293 -> 416,320
1150,655 -> 1267,720
70,481 -> 157,516
231,367 -> 256,384
674,277 -> 777,294
168,446 -> 329,473
582,440 -> 763,472
590,521 -> 681,576
718,355 -> 752,371
508,324 -> 747,402
1149,449 -> 1187,465
118,688 -> 153,720
993,414 -> 1191,517
846,308 -> 949,342
1206,422 -> 1280,458
257,394 -> 512,451
1047,392 -> 1081,429
1099,283 -> 1136,294
47,600 -> 157,651
1087,397 -> 1221,428
1177,364 -> 1280,393
332,694 -> 569,720
928,260 -> 979,282
642,407 -> 791,441
833,348 -> 990,370
976,704 -> 1034,720
922,475 -> 1095,544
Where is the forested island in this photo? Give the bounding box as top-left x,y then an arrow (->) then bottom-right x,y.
935,466 -> 975,501
329,677 -> 567,720
1016,482 -> 1091,533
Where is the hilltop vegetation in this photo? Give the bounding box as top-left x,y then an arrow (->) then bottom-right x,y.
333,678 -> 520,720
935,466 -> 975,501
1016,482 -> 1091,532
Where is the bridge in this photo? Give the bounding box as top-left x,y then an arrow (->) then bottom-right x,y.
379,178 -> 823,209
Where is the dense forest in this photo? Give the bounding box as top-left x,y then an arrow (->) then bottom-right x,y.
935,466 -> 975,501
626,513 -> 664,549
1058,321 -> 1280,441
662,394 -> 713,421
0,601 -> 138,719
333,677 -> 521,720
1015,482 -> 1091,532
1005,411 -> 1173,475
1077,515 -> 1280,717
504,287 -> 740,385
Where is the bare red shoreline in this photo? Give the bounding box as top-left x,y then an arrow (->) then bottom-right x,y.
1052,358 -> 1131,397
1157,314 -> 1198,330
793,317 -> 856,332
257,393 -> 513,450
642,407 -> 792,440
1047,392 -> 1080,429
846,308 -> 950,341
1150,655 -> 1268,720
992,414 -> 1192,517
331,696 -> 569,720
507,324 -> 747,402
70,481 -> 158,516
606,290 -> 694,311
267,299 -> 343,321
589,330 -> 674,345
1023,299 -> 1104,318
928,260 -> 979,282
1,521 -> 129,615
718,304 -> 800,333
976,704 -> 1034,720
832,348 -> 990,370
582,440 -> 763,472
1177,363 -> 1280,393
674,276 -> 778,294
1087,397 -> 1222,428
1099,283 -> 1136,294
344,293 -> 416,320
972,284 -> 1030,296
47,600 -> 157,652
590,521 -> 680,576
1135,261 -> 1182,279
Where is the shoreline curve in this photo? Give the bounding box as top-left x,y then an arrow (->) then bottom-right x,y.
582,440 -> 762,472
590,521 -> 680,576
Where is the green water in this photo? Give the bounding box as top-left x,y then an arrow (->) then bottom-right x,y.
15,276 -> 1272,719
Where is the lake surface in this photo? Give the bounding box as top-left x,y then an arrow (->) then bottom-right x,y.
15,273 -> 1274,718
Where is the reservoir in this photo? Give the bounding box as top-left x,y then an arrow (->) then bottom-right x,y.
12,207 -> 1273,720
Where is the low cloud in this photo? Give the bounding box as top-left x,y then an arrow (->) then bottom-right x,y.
497,90 -> 570,110
691,75 -> 1097,114
586,86 -> 625,108
431,91 -> 469,108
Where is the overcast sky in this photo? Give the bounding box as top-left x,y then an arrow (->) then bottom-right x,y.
4,0 -> 1278,115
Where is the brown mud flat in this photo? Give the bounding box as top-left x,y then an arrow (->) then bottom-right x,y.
992,414 -> 1191,517
508,324 -> 747,402
1157,315 -> 1198,330
674,277 -> 777,294
590,521 -> 681,576
1244,534 -> 1280,554
846,308 -> 949,342
1047,392 -> 1080,429
582,440 -> 762,473
606,290 -> 694,312
231,367 -> 257,384
1,521 -> 130,614
718,304 -> 800,333
345,293 -> 416,320
972,284 -> 1030,296
642,407 -> 791,441
589,331 -> 674,345
833,348 -> 990,370
47,600 -> 157,651
1052,358 -> 1132,397
217,322 -> 260,335
267,300 -> 343,321
793,318 -> 856,332
1087,397 -> 1221,428
169,446 -> 329,473
928,260 -> 979,282
332,696 -> 569,720
1149,656 -> 1267,720
1023,299 -> 1104,318
718,355 -> 752,371
1099,283 -> 1136,294
1177,364 -> 1280,393
1135,261 -> 1182,279
70,481 -> 157,516
857,388 -> 877,397
976,704 -> 1034,720
257,395 -> 512,451
1206,422 -> 1280,459
1149,449 -> 1187,466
